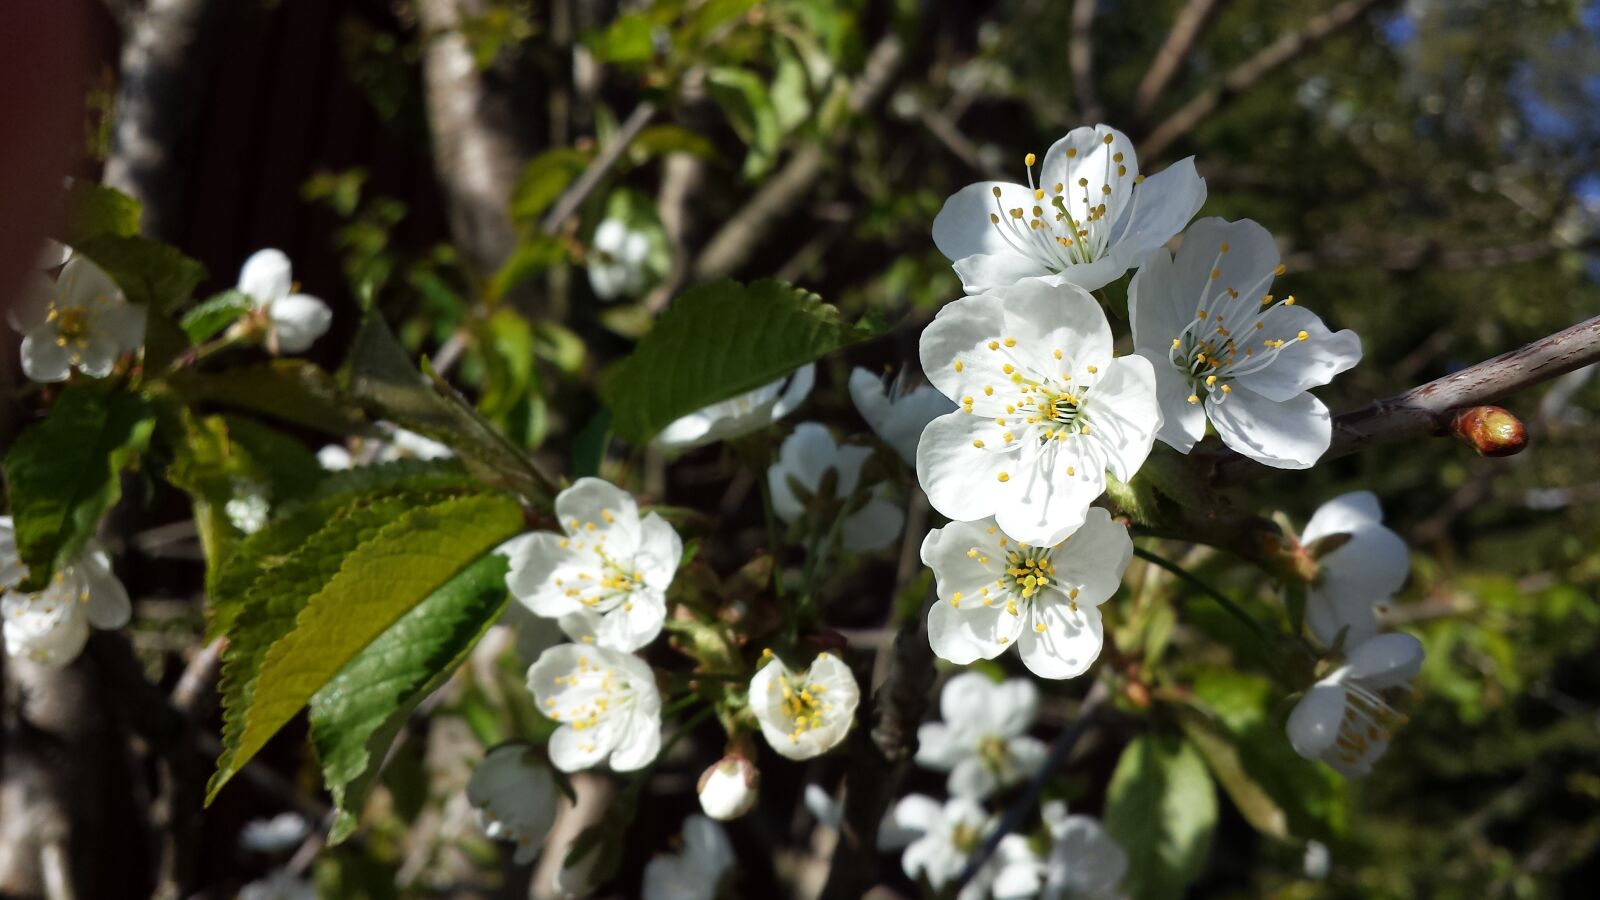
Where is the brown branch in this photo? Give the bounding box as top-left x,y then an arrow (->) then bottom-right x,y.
1206,313 -> 1600,484
1140,0 -> 1390,160
539,101 -> 659,235
1133,0 -> 1222,122
818,590 -> 938,900
1069,0 -> 1103,121
692,32 -> 905,282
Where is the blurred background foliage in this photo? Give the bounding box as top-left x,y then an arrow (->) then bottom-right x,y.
70,0 -> 1600,896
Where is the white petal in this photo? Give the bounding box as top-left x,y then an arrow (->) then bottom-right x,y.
932,180 -> 1039,262
21,332 -> 72,383
269,294 -> 332,354
555,478 -> 642,552
1050,508 -> 1133,608
78,543 -> 131,629
1047,815 -> 1128,898
890,793 -> 945,834
952,251 -> 1055,294
1236,306 -> 1361,402
948,756 -> 1000,799
916,414 -> 1012,524
590,592 -> 666,652
938,670 -> 1001,727
841,495 -> 904,552
57,256 -> 124,308
74,329 -> 121,378
1207,386 -> 1331,470
548,722 -> 612,772
1114,156 -> 1207,258
1127,247 -> 1188,357
609,706 -> 663,771
1301,491 -> 1384,541
990,678 -> 1040,736
1041,126 -> 1138,237
771,363 -> 815,421
919,292 -> 1020,404
1016,603 -> 1103,679
994,460 -> 1101,549
238,249 -> 293,302
768,422 -> 840,523
1145,350 -> 1208,453
848,367 -> 894,436
1306,520 -> 1408,647
927,591 -> 1022,665
634,512 -> 684,590
1286,682 -> 1348,761
653,410 -> 714,449
915,721 -> 963,770
1343,632 -> 1424,686
1085,354 -> 1162,481
506,533 -> 589,617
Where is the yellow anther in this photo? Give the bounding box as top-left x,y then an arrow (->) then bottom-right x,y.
1103,133 -> 1114,144
955,360 -> 964,372
1065,147 -> 1078,158
1274,263 -> 1287,275
997,472 -> 1010,483
1186,394 -> 1199,404
972,439 -> 985,449
1284,295 -> 1297,306
989,213 -> 999,224
988,340 -> 1000,350
1025,152 -> 1036,167
1004,337 -> 1017,347
1086,365 -> 1098,374
1297,330 -> 1309,341
1078,177 -> 1088,187
992,186 -> 1002,198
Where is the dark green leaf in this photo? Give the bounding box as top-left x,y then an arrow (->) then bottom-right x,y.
600,278 -> 876,444
706,66 -> 781,179
74,234 -> 206,314
587,12 -> 655,64
631,124 -> 718,160
510,148 -> 591,223
3,386 -> 155,589
64,181 -> 142,245
1104,734 -> 1218,900
180,290 -> 256,344
173,360 -> 368,436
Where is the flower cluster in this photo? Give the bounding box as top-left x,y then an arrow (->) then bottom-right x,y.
1,517 -> 131,667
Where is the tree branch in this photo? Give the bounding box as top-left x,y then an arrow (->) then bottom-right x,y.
1132,0 -> 1222,122
539,101 -> 658,235
1140,0 -> 1390,160
1206,313 -> 1600,484
1069,0 -> 1103,121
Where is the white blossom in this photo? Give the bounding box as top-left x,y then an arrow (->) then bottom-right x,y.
238,870 -> 315,900
507,478 -> 681,652
237,248 -> 333,354
748,651 -> 860,760
468,744 -> 560,864
1040,808 -> 1128,900
697,753 -> 759,821
922,509 -> 1131,679
767,423 -> 905,553
587,218 -> 655,301
917,279 -> 1161,546
932,124 -> 1206,294
0,518 -> 131,667
9,255 -> 144,383
1287,632 -> 1423,777
528,643 -> 662,772
238,812 -> 309,854
654,365 -> 815,450
641,814 -> 736,900
916,672 -> 1047,799
892,794 -> 998,899
848,366 -> 955,465
1303,840 -> 1331,881
1129,217 -> 1361,469
1300,491 -> 1410,648
316,424 -> 455,471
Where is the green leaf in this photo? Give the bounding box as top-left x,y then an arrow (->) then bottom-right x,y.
587,12 -> 655,64
1191,671 -> 1347,840
706,66 -> 781,179
2,386 -> 155,589
473,309 -> 536,420
489,235 -> 566,302
209,492 -> 525,801
510,148 -> 591,223
631,124 -> 717,160
64,181 -> 141,244
173,360 -> 368,436
311,553 -> 510,843
600,278 -> 877,444
1104,734 -> 1218,900
1173,703 -> 1289,840
180,290 -> 256,344
74,234 -> 206,314
343,311 -> 551,502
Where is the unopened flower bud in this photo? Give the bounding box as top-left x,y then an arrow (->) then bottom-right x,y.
1448,405 -> 1526,458
697,754 -> 759,821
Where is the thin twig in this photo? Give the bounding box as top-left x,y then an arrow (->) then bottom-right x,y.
1133,546 -> 1271,640
953,683 -> 1109,890
1133,0 -> 1222,121
539,100 -> 659,235
1140,0 -> 1390,160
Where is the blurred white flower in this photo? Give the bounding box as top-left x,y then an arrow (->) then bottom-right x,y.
237,249 -> 332,354
697,753 -> 759,821
1300,491 -> 1410,648
848,366 -> 955,466
225,490 -> 271,536
468,744 -> 560,864
506,478 -> 681,652
528,644 -> 662,772
9,255 -> 144,382
916,279 -> 1161,546
916,672 -> 1047,799
1040,808 -> 1127,900
892,794 -> 997,899
1130,217 -> 1361,469
654,365 -> 814,450
922,510 -> 1131,679
0,518 -> 130,667
239,812 -> 310,855
767,423 -> 904,553
641,814 -> 736,900
587,218 -> 654,301
932,124 -> 1205,294
316,425 -> 455,471
1303,839 -> 1330,880
1287,632 -> 1423,777
238,869 -> 315,900
748,651 -> 859,760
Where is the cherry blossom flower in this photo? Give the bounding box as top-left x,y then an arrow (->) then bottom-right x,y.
932,124 -> 1206,294
767,423 -> 904,553
891,794 -> 999,899
1299,491 -> 1410,648
848,366 -> 955,465
922,509 -> 1132,679
238,812 -> 309,855
1287,632 -> 1423,777
1129,217 -> 1361,468
0,518 -> 131,667
9,255 -> 144,382
655,365 -> 815,450
467,744 -> 560,864
317,424 -> 455,470
587,218 -> 655,301
916,672 -> 1048,799
697,753 -> 759,821
641,815 -> 736,900
506,478 -> 681,652
748,651 -> 860,760
237,249 -> 333,354
528,644 -> 662,772
987,801 -> 1127,900
917,278 -> 1161,546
